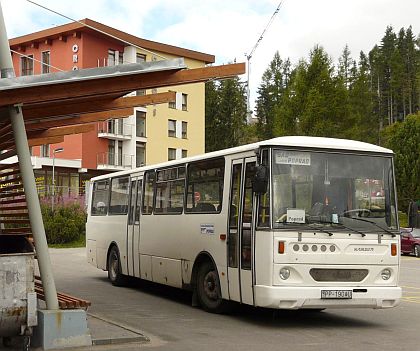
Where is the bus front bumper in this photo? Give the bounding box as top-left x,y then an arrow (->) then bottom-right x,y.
254,285 -> 402,309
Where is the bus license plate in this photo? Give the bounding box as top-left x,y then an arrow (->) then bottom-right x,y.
321,290 -> 352,299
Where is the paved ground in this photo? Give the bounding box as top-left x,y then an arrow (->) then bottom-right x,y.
5,249 -> 420,350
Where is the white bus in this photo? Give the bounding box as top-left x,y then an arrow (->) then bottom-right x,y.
86,136 -> 402,312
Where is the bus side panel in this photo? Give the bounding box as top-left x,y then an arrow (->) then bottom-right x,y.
254,230 -> 274,286
87,215 -> 128,274
87,239 -> 97,267
139,213 -> 229,298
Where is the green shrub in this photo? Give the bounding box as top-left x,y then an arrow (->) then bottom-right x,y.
41,203 -> 87,244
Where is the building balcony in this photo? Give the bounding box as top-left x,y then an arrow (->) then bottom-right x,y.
97,152 -> 133,171
98,120 -> 133,140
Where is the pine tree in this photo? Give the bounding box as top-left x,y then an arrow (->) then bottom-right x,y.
255,51 -> 285,140
205,77 -> 247,152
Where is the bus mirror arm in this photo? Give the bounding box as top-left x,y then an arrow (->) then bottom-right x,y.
252,165 -> 268,194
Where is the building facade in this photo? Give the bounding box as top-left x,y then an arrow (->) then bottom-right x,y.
8,19 -> 214,199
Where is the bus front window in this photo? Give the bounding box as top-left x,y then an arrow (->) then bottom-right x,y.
271,150 -> 397,232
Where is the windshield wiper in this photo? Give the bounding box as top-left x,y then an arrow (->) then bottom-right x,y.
342,217 -> 397,237
306,223 -> 334,236
309,220 -> 366,237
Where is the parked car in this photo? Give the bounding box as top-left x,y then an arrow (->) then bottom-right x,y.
401,228 -> 420,257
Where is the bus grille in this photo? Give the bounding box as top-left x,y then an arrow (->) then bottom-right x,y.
309,268 -> 368,282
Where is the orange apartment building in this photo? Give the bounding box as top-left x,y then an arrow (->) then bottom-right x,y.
8,19 -> 214,199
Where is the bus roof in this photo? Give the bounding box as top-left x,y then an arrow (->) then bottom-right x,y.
90,136 -> 393,182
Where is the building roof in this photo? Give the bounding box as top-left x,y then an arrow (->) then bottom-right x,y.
9,18 -> 215,64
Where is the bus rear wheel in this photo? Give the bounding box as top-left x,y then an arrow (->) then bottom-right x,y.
196,261 -> 229,313
108,246 -> 126,286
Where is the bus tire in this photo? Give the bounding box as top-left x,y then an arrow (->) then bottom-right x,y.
196,261 -> 228,313
107,245 -> 126,286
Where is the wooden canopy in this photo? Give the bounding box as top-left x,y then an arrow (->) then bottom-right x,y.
0,58 -> 245,149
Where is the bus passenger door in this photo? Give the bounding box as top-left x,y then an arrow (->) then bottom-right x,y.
227,158 -> 256,305
127,178 -> 142,278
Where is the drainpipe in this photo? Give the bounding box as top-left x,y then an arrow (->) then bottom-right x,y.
0,3 -> 59,310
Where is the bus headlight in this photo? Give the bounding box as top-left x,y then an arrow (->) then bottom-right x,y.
381,269 -> 391,280
279,267 -> 290,280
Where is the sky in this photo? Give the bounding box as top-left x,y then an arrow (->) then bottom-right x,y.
1,0 -> 419,110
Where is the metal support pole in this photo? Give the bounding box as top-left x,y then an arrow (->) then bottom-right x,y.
0,3 -> 59,310
52,153 -> 55,212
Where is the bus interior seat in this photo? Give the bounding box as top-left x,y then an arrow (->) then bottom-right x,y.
195,202 -> 216,212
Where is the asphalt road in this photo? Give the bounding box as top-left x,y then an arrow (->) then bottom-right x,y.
49,248 -> 420,351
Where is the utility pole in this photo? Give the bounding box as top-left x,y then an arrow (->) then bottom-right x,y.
0,3 -> 59,310
245,1 -> 283,122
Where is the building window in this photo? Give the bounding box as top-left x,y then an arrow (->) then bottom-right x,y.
168,100 -> 176,109
117,141 -> 123,166
21,55 -> 34,76
108,119 -> 115,134
182,121 -> 187,139
108,49 -> 123,65
168,119 -> 176,137
168,148 -> 176,161
182,149 -> 187,158
108,140 -> 115,165
117,118 -> 124,135
41,51 -> 50,74
182,93 -> 188,111
136,53 -> 146,63
136,142 -> 145,167
136,111 -> 146,137
41,144 -> 50,157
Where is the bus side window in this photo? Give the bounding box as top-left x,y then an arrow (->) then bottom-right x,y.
128,180 -> 137,225
91,180 -> 110,216
142,171 -> 155,215
109,176 -> 130,215
186,158 -> 225,213
257,149 -> 270,227
135,180 -> 142,222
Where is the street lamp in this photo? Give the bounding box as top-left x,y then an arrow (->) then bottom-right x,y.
52,147 -> 64,211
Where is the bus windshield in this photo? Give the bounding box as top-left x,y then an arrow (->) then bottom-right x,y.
271,149 -> 397,232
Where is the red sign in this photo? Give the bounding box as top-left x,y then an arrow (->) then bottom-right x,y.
194,191 -> 201,202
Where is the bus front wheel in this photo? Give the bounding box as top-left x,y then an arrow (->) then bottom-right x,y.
196,261 -> 228,313
107,246 -> 126,286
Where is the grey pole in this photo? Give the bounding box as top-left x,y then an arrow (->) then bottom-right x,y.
0,3 -> 59,310
52,152 -> 55,211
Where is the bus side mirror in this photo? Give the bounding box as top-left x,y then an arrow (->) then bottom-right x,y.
408,201 -> 419,228
252,165 -> 268,194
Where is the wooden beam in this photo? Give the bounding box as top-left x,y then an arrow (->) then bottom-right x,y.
25,107 -> 134,131
21,91 -> 175,121
0,63 -> 245,107
28,124 -> 94,140
28,136 -> 64,147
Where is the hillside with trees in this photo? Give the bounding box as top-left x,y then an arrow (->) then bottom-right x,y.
205,25 -> 420,208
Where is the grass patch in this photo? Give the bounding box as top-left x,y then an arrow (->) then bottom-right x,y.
49,235 -> 86,248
